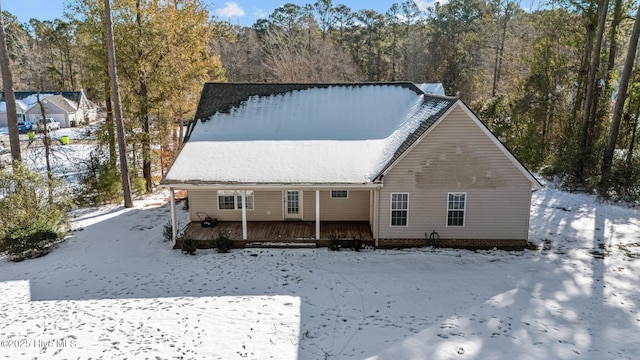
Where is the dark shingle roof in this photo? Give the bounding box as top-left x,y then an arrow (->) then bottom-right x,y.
1,91 -> 85,104
193,82 -> 424,120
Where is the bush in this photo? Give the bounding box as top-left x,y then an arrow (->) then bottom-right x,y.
328,233 -> 341,251
181,238 -> 197,255
215,233 -> 232,253
0,162 -> 70,259
162,220 -> 176,242
76,150 -> 122,205
351,236 -> 363,251
1,228 -> 60,261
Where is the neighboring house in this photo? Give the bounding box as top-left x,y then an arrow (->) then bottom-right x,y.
0,100 -> 28,128
161,83 -> 541,249
0,90 -> 98,128
24,95 -> 80,128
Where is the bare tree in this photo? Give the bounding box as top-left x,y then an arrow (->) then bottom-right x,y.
104,0 -> 133,208
35,93 -> 54,204
0,1 -> 21,164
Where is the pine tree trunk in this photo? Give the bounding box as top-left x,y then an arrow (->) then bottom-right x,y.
492,2 -> 511,97
600,4 -> 640,189
0,2 -> 21,164
104,0 -> 133,208
136,0 -> 153,193
105,79 -> 116,168
572,3 -> 597,130
576,0 -> 609,181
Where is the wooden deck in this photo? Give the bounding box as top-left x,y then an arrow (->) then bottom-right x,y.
182,221 -> 373,242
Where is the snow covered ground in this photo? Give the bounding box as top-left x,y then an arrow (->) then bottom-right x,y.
0,181 -> 639,359
1,124 -> 99,188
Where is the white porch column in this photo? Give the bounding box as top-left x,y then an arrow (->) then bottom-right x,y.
241,190 -> 248,240
170,187 -> 177,247
315,190 -> 320,240
373,187 -> 380,247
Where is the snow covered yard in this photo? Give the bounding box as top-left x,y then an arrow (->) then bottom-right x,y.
0,184 -> 639,359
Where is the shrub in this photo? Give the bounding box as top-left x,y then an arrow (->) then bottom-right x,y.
215,233 -> 232,253
1,228 -> 60,261
163,220 -> 172,242
181,238 -> 197,255
351,236 -> 363,251
76,150 -> 122,205
0,162 -> 70,259
328,233 -> 341,251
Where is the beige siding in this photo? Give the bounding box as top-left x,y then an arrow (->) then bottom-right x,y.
189,190 -> 370,222
302,191 -> 370,221
189,190 -> 283,221
378,105 -> 532,240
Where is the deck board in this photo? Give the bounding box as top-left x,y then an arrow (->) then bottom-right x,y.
183,221 -> 373,242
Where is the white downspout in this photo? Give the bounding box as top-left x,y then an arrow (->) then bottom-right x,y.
170,187 -> 177,247
373,187 -> 380,248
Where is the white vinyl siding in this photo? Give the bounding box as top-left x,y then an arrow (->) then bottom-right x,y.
303,191 -> 370,221
378,105 -> 533,240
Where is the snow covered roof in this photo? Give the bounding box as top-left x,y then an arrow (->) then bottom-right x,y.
414,83 -> 446,96
0,91 -> 86,113
163,83 -> 456,186
0,100 -> 29,112
41,95 -> 78,112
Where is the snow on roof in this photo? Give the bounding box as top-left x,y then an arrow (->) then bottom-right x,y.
0,93 -> 56,113
164,84 -> 453,185
0,100 -> 28,112
415,83 -> 445,96
0,91 -> 88,113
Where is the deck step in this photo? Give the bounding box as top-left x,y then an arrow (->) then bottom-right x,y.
245,241 -> 317,249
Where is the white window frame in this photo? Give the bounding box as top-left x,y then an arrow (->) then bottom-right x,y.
217,190 -> 254,211
446,192 -> 466,227
330,190 -> 349,199
390,193 -> 409,227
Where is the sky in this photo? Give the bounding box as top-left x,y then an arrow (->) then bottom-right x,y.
3,1 -> 436,27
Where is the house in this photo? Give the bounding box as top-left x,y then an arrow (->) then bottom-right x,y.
0,90 -> 98,128
161,83 -> 541,249
0,100 -> 28,127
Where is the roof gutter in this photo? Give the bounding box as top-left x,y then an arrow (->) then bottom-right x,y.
159,182 -> 382,191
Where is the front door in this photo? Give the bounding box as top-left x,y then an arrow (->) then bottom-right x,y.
284,190 -> 303,219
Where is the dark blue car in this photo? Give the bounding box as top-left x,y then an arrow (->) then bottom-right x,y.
17,121 -> 32,133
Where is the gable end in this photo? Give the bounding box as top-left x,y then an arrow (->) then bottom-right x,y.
378,100 -> 541,189
374,94 -> 457,180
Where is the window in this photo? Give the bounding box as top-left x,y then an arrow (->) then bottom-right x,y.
447,193 -> 466,226
390,193 -> 409,226
330,190 -> 348,199
218,191 -> 236,210
217,191 -> 254,210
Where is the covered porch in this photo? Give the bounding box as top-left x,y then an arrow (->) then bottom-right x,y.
179,221 -> 374,248
167,187 -> 382,248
